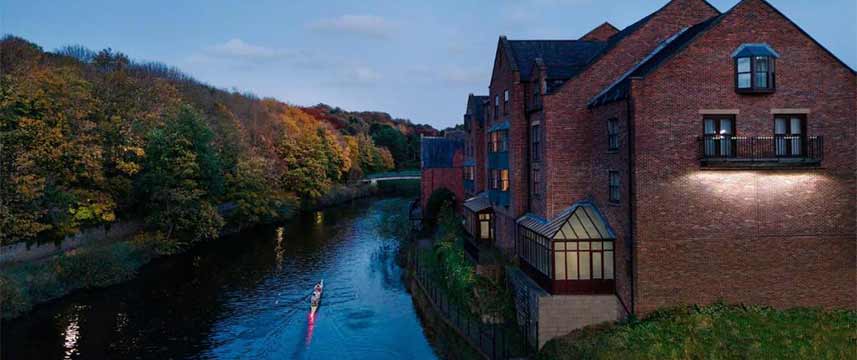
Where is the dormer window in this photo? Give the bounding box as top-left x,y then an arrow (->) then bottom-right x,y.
732,43 -> 779,93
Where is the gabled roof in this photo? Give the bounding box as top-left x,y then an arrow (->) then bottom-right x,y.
589,15 -> 726,107
517,201 -> 616,240
589,0 -> 856,108
466,94 -> 488,126
500,38 -> 607,81
580,22 -> 620,41
565,0 -> 721,92
421,137 -> 462,169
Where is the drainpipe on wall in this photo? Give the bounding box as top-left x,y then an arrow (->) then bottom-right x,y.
626,78 -> 640,317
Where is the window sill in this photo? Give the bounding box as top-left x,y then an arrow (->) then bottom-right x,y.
700,158 -> 821,170
735,88 -> 775,94
607,201 -> 621,207
606,149 -> 619,154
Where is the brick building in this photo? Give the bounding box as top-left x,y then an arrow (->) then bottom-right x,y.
420,136 -> 464,212
461,0 -> 855,347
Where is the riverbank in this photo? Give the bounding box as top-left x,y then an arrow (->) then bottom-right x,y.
0,181 -> 418,320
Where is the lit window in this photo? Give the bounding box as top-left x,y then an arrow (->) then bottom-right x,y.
500,169 -> 509,191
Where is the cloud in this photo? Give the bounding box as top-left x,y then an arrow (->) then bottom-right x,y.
187,39 -> 290,66
307,15 -> 397,39
323,65 -> 383,87
209,39 -> 287,60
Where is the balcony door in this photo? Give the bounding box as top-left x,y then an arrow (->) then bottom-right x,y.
703,116 -> 735,158
775,116 -> 805,157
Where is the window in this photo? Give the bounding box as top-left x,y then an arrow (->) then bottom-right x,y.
479,213 -> 492,240
500,169 -> 509,191
703,116 -> 735,158
518,228 -> 551,276
531,125 -> 541,162
491,169 -> 499,189
608,171 -> 620,203
532,168 -> 541,198
774,115 -> 806,157
736,56 -> 775,92
532,83 -> 541,107
503,90 -> 510,114
494,95 -> 499,119
464,166 -> 475,181
490,130 -> 508,153
607,118 -> 619,151
553,241 -> 614,281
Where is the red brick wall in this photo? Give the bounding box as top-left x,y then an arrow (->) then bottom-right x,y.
421,149 -> 465,212
590,100 -> 634,314
488,39 -> 530,252
541,0 -> 719,220
629,0 -> 856,313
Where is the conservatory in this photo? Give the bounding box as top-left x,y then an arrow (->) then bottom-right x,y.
516,201 -> 616,294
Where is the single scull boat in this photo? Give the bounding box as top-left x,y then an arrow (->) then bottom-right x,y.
310,280 -> 324,315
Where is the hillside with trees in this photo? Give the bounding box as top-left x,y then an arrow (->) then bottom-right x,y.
0,35 -> 436,246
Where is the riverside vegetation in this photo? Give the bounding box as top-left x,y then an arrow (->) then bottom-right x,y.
0,35 -> 434,319
538,304 -> 856,359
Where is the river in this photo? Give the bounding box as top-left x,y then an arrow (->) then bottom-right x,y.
1,198 -> 440,359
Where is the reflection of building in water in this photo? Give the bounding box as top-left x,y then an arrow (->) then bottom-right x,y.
314,212 -> 324,225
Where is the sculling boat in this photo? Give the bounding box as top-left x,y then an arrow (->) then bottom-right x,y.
310,280 -> 324,315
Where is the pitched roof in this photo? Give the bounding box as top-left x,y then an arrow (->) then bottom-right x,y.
466,94 -> 488,125
420,137 -> 462,169
463,193 -> 491,213
579,22 -> 620,41
589,14 -> 726,107
503,39 -> 607,80
517,201 -> 616,240
590,0 -> 856,108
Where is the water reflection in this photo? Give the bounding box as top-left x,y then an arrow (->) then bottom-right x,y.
62,307 -> 81,359
2,198 -> 438,360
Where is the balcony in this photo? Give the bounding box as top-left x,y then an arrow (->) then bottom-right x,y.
697,135 -> 822,168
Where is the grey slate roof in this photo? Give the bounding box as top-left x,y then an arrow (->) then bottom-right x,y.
421,137 -> 462,169
488,120 -> 510,132
517,201 -> 615,240
463,193 -> 491,213
505,39 -> 607,81
731,43 -> 780,58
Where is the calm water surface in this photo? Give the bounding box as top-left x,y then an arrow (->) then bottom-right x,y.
2,198 -> 439,359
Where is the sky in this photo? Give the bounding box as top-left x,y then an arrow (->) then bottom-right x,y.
3,0 -> 855,129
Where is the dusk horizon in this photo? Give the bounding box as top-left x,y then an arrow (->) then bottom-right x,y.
4,0 -> 854,129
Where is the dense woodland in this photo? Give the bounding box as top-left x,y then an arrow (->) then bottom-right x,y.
0,35 -> 437,246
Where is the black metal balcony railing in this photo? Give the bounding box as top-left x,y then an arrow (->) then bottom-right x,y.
697,135 -> 823,165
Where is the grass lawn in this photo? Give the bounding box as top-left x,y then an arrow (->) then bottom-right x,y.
538,303 -> 857,360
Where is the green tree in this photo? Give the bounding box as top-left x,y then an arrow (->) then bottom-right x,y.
370,124 -> 407,168
225,156 -> 295,226
278,132 -> 331,199
138,106 -> 224,243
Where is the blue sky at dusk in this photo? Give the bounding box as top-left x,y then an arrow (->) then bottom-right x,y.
3,0 -> 855,129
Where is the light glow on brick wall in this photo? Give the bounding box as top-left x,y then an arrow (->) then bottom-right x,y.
685,171 -> 830,196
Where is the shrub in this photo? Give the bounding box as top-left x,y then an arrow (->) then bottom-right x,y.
424,187 -> 456,229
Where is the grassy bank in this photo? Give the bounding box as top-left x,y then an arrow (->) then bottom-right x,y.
0,233 -> 170,319
538,303 -> 857,360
